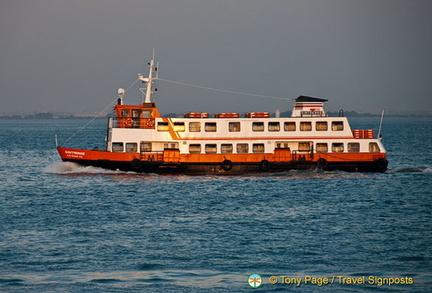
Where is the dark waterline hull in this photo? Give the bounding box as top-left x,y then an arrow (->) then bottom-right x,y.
61,158 -> 388,174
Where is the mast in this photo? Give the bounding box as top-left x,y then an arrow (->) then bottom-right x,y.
138,49 -> 158,104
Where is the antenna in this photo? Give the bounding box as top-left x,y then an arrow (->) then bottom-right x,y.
377,109 -> 385,139
138,50 -> 158,104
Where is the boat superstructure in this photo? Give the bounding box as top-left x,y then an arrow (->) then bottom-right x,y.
57,54 -> 388,174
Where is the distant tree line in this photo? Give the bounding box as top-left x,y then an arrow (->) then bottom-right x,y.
0,112 -> 106,119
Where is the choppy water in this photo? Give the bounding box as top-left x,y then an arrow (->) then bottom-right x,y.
0,117 -> 431,292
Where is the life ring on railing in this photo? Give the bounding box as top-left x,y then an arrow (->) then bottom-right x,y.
125,118 -> 134,127
259,160 -> 271,171
145,118 -> 155,128
131,158 -> 142,170
221,160 -> 233,171
316,158 -> 328,170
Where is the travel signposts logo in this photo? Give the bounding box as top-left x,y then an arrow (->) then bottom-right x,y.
248,274 -> 263,288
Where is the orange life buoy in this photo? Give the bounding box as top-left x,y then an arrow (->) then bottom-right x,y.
125,118 -> 134,127
146,118 -> 155,128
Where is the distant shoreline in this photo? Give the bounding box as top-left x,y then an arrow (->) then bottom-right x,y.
1,111 -> 431,120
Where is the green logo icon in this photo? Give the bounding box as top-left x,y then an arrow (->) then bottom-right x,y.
248,274 -> 262,288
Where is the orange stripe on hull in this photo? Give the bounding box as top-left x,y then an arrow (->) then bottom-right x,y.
58,147 -> 385,164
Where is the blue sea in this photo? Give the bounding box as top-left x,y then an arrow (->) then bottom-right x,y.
1,117 -> 431,292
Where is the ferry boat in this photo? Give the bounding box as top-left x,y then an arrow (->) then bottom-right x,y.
57,55 -> 388,174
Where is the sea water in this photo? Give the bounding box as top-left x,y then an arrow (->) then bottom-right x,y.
0,117 -> 431,292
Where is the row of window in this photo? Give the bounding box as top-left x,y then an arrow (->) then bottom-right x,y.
156,121 -> 344,132
189,143 -> 265,154
112,141 -> 380,153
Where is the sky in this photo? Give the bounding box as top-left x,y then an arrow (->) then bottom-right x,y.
1,0 -> 431,115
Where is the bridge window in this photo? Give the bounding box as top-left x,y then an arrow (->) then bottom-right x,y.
205,122 -> 217,132
332,143 -> 344,152
221,144 -> 233,154
300,122 -> 312,131
348,142 -> 360,153
369,142 -> 380,152
332,121 -> 344,131
316,121 -> 328,131
237,143 -> 249,153
284,122 -> 296,131
189,122 -> 201,132
268,122 -> 280,132
112,142 -> 123,152
189,144 -> 201,154
142,110 -> 152,118
253,144 -> 265,153
205,144 -> 217,154
126,143 -> 137,153
229,122 -> 241,132
252,122 -> 264,132
132,109 -> 141,118
316,143 -> 328,152
121,110 -> 130,117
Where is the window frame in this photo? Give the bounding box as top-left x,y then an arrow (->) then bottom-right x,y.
112,142 -> 124,152
189,122 -> 201,132
252,122 -> 264,132
332,142 -> 344,153
189,144 -> 201,154
268,122 -> 280,132
229,122 -> 241,132
300,121 -> 312,131
316,121 -> 328,131
236,143 -> 249,154
205,122 -> 217,132
284,122 -> 296,131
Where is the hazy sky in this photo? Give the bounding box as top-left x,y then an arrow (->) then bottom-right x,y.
1,0 -> 431,114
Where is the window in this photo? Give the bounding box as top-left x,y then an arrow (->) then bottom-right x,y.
237,143 -> 249,153
221,144 -> 233,154
164,143 -> 178,149
332,121 -> 344,131
276,142 -> 290,149
284,122 -> 296,131
121,110 -> 129,117
253,144 -> 265,153
300,122 -> 312,131
157,122 -> 169,131
316,121 -> 328,131
332,143 -> 344,152
173,122 -> 185,132
369,142 -> 380,152
348,142 -> 360,153
205,122 -> 217,132
298,142 -> 311,152
252,122 -> 264,132
140,142 -> 152,152
189,122 -> 201,132
132,109 -> 141,118
126,143 -> 137,153
205,144 -> 217,154
316,143 -> 328,153
268,122 -> 280,132
189,144 -> 201,154
229,122 -> 241,132
142,110 -> 152,118
112,142 -> 123,152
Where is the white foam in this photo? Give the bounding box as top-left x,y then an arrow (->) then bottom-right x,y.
43,162 -> 123,174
